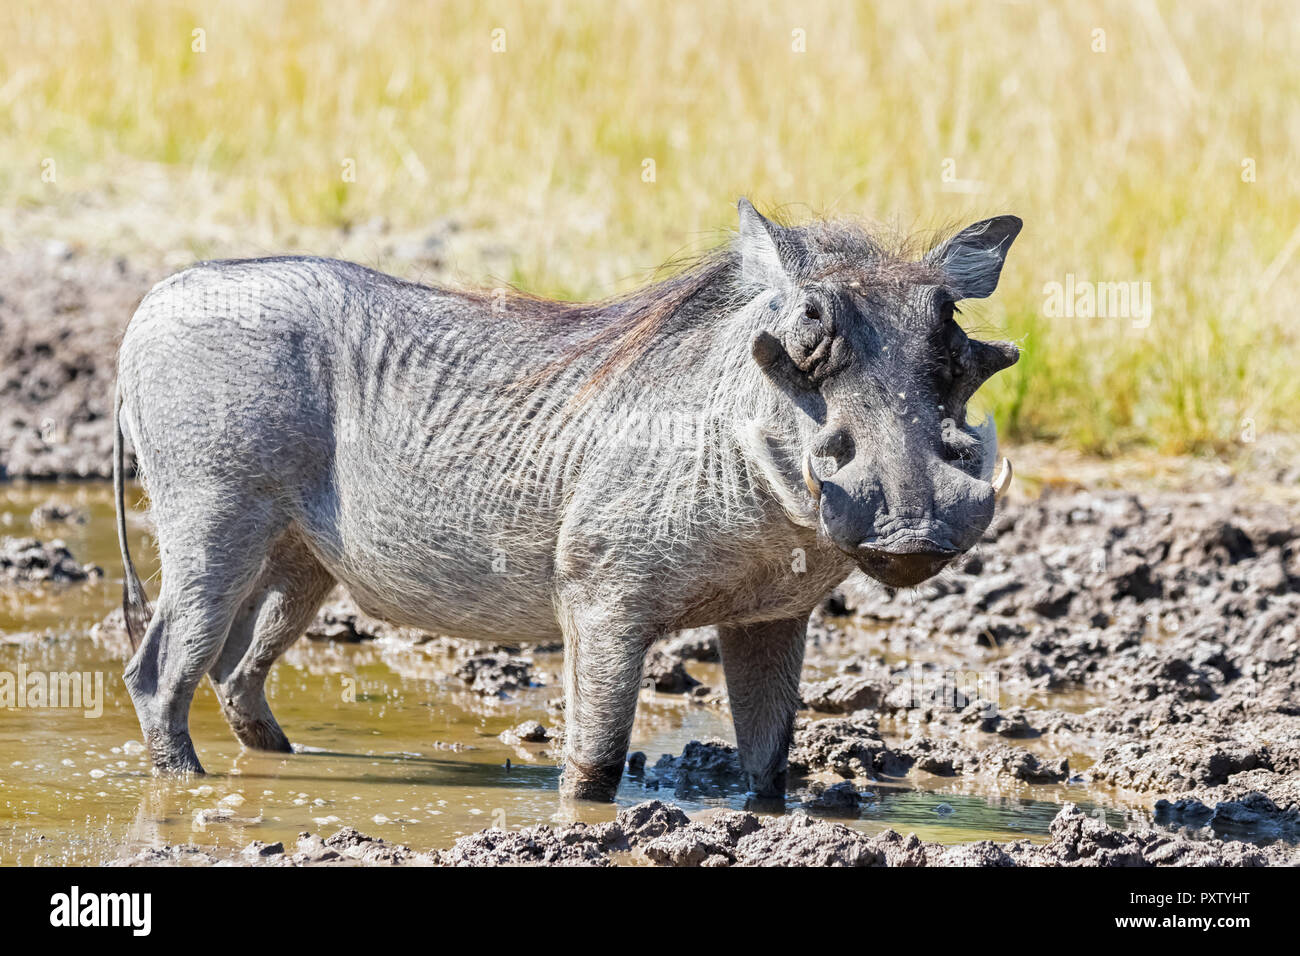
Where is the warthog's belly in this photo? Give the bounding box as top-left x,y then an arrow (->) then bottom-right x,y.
343,574 -> 565,644
297,474 -> 566,644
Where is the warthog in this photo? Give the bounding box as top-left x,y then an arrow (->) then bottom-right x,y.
114,200 -> 1020,801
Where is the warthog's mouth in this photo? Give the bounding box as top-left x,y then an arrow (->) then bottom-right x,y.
855,542 -> 960,588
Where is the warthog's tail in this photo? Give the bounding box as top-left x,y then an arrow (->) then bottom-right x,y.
114,383 -> 152,652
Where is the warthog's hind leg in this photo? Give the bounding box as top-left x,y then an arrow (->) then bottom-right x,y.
209,528 -> 336,752
558,605 -> 656,802
718,616 -> 808,802
123,499 -> 277,775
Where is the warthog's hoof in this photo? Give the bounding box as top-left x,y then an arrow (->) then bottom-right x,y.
559,759 -> 624,803
145,730 -> 205,776
232,719 -> 292,754
743,769 -> 788,810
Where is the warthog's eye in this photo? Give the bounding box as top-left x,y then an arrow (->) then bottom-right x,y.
798,289 -> 833,335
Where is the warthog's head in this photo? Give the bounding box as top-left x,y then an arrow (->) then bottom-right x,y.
741,199 -> 1020,587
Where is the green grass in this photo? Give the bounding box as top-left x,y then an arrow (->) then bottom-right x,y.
2,0 -> 1298,454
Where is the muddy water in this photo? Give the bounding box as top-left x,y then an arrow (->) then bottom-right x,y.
1,483 -> 1136,865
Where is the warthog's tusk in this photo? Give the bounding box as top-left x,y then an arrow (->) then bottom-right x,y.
802,451 -> 823,503
991,457 -> 1013,498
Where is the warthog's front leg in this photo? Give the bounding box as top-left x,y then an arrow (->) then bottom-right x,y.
558,606 -> 656,802
718,616 -> 808,801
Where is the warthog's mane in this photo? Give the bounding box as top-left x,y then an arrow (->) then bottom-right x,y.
478,215 -> 952,398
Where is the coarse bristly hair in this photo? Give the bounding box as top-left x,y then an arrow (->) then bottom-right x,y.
498,213 -> 956,402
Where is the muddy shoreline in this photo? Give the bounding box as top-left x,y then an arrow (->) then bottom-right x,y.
3,245 -> 1299,866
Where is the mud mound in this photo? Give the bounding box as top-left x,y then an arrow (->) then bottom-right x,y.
436,800 -> 1300,867
113,828 -> 438,867
0,536 -> 101,583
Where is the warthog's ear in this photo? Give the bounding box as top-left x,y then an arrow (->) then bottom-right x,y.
737,198 -> 794,290
926,215 -> 1023,300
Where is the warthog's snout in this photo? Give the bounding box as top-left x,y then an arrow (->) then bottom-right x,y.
814,456 -> 1012,588
856,539 -> 961,588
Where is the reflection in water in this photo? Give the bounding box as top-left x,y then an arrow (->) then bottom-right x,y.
3,482 -> 1140,865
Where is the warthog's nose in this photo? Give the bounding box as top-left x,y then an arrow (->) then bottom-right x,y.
856,542 -> 959,588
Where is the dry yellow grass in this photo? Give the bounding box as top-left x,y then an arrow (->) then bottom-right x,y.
2,0 -> 1297,453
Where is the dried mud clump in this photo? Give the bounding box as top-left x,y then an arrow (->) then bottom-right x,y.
0,537 -> 101,584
